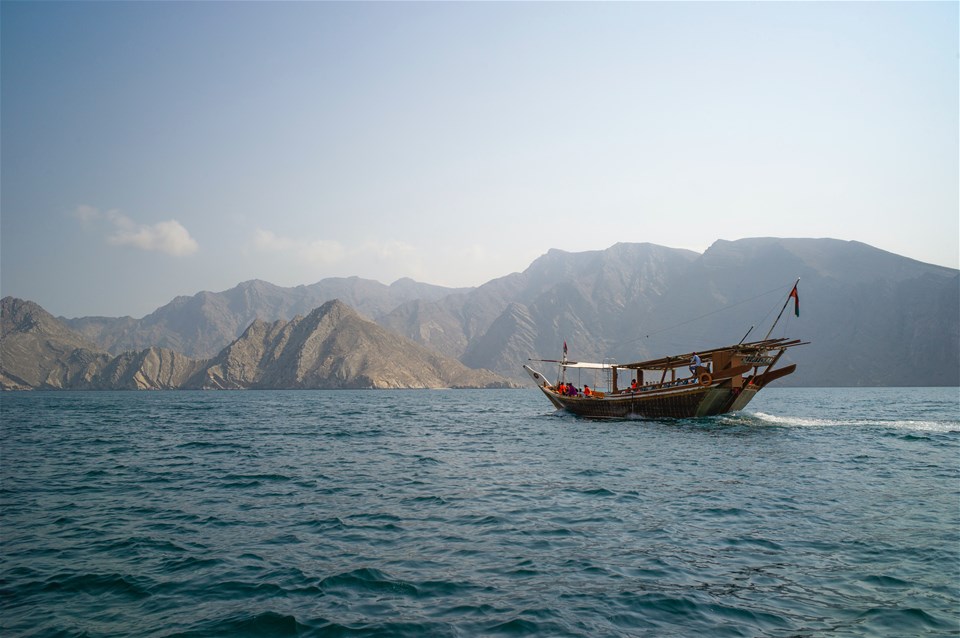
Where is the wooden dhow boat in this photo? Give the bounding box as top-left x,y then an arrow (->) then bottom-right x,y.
524,282 -> 807,420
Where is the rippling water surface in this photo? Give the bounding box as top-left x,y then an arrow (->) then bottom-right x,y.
2,388 -> 958,637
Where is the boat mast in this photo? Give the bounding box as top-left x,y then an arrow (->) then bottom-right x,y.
763,278 -> 800,341
558,340 -> 568,386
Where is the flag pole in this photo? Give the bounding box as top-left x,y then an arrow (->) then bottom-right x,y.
763,278 -> 800,341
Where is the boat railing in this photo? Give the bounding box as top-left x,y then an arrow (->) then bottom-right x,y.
589,366 -> 709,396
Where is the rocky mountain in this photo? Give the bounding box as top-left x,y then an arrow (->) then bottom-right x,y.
64,277 -> 468,359
187,300 -> 510,389
380,239 -> 958,386
386,242 -> 700,372
1,297 -> 513,390
658,238 -> 959,386
99,347 -> 205,390
34,237 -> 960,388
0,297 -> 199,390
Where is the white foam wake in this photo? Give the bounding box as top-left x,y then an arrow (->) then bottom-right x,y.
747,411 -> 959,432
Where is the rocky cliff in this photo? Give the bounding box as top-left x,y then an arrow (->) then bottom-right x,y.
1,297 -> 513,390
384,239 -> 959,386
0,298 -> 198,390
64,277 -> 468,359
187,300 -> 511,389
98,347 -> 205,390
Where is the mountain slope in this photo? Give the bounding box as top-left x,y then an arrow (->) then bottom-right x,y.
650,238 -> 959,386
0,297 -> 203,390
188,300 -> 513,389
64,277 -> 470,358
386,238 -> 958,386
4,296 -> 511,390
382,242 -> 698,363
0,297 -> 111,389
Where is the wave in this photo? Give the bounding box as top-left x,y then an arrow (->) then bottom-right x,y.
32,572 -> 152,600
166,610 -> 310,637
746,411 -> 959,432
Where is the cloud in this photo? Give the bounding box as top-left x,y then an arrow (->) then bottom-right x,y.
248,229 -> 526,287
107,219 -> 199,256
251,230 -> 430,281
252,229 -> 295,252
360,239 -> 416,261
253,229 -> 346,265
72,205 -> 199,256
71,204 -> 103,223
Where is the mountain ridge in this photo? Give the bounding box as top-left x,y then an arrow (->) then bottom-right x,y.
63,276 -> 470,358
10,237 -> 959,388
1,297 -> 513,390
186,299 -> 510,389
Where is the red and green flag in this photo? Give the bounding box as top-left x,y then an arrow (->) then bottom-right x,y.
789,285 -> 800,317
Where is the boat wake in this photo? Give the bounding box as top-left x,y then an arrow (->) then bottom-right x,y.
746,411 -> 959,433
545,406 -> 958,433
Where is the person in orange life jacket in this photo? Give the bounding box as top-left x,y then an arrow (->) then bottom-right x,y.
583,385 -> 592,397
631,379 -> 638,391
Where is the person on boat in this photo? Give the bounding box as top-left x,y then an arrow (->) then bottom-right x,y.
690,352 -> 701,376
630,379 -> 638,391
583,385 -> 592,397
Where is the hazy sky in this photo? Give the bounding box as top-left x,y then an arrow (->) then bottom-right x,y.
2,1 -> 957,318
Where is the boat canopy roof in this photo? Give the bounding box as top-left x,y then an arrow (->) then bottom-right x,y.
556,362 -> 612,370
531,338 -> 808,372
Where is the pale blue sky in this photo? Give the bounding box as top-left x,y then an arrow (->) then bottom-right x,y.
2,1 -> 957,318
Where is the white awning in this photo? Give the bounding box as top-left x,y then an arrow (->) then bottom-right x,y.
562,362 -> 615,370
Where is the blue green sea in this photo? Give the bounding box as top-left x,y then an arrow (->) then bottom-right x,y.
2,387 -> 958,637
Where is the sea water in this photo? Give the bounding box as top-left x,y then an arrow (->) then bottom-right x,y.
1,388 -> 957,637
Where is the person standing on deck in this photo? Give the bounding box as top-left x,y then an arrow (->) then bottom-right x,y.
689,352 -> 701,376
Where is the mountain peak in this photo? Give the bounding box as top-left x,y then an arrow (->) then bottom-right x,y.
190,297 -> 512,389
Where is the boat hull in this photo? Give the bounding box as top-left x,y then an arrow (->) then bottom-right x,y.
538,382 -> 759,420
